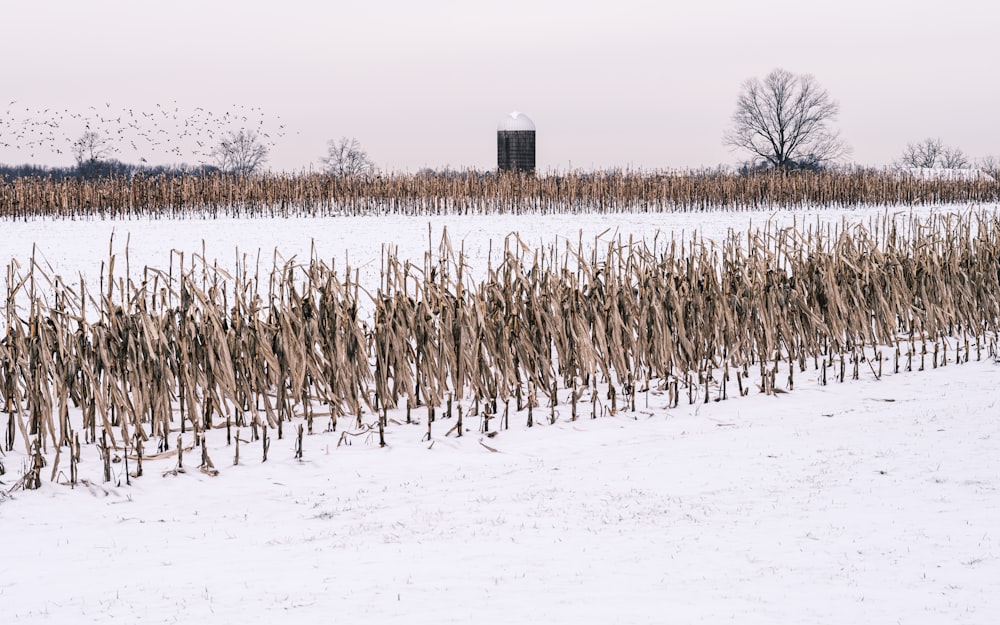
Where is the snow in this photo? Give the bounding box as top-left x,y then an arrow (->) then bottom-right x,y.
2,203 -> 989,320
897,167 -> 995,182
498,111 -> 535,132
4,353 -> 998,623
2,205 -> 999,623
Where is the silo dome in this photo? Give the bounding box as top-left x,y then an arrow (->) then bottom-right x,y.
498,111 -> 535,132
497,111 -> 536,173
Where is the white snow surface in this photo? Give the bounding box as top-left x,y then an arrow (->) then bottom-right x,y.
897,167 -> 996,182
4,356 -> 999,624
3,203 -> 991,319
2,205 -> 999,623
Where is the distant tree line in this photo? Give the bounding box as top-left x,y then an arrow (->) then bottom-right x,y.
1,129 -> 383,181
0,161 -> 220,182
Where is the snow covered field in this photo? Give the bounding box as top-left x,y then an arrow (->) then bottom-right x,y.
2,205 -> 999,623
4,353 -> 998,624
1,203 -> 982,310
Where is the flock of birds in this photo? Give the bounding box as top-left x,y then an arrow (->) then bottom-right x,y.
0,100 -> 289,165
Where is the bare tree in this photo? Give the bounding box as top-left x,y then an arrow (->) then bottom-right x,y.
897,138 -> 944,168
72,131 -> 112,166
978,154 -> 999,177
320,137 -> 375,176
724,68 -> 849,170
210,129 -> 268,175
71,131 -> 116,178
940,146 -> 970,169
897,138 -> 970,169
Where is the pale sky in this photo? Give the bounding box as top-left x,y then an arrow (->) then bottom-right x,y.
2,0 -> 997,172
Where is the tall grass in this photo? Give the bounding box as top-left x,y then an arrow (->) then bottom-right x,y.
1,170 -> 998,219
2,209 -> 999,489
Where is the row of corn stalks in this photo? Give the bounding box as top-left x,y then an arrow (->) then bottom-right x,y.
1,170 -> 998,218
2,209 -> 999,488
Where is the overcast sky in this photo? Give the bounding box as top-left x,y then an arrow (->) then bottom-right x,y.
2,0 -> 997,172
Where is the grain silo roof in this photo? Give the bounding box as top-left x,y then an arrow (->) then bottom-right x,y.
497,111 -> 535,132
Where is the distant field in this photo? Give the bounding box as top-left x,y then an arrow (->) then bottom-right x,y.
0,200 -> 984,297
1,169 -> 998,219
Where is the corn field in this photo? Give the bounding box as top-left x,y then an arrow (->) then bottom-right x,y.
1,169 -> 998,218
2,208 -> 999,490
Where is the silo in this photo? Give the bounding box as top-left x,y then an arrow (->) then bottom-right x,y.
497,111 -> 536,173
